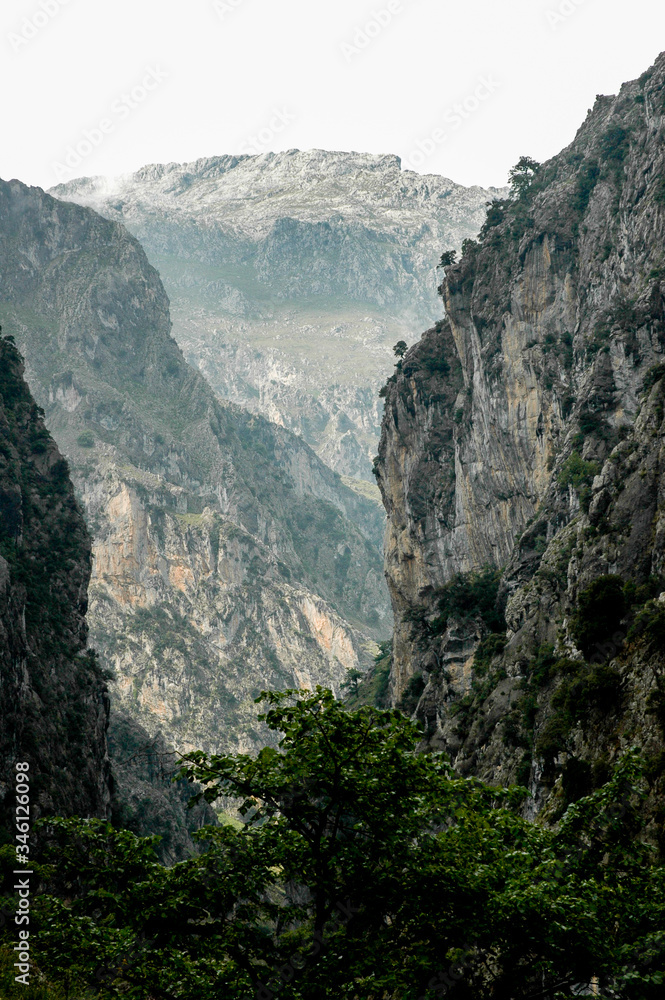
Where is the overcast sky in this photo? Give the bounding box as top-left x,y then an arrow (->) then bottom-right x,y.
2,0 -> 664,192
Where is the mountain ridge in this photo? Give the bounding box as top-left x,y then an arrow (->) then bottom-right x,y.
51,149 -> 505,479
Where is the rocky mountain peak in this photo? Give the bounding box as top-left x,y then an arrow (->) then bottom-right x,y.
51,150 -> 505,480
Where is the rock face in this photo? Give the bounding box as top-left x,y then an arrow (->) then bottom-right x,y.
0,335 -> 110,831
0,178 -> 390,758
51,150 -> 503,479
108,710 -> 217,865
376,55 -> 665,825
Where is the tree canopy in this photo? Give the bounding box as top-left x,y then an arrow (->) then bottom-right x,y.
2,688 -> 663,999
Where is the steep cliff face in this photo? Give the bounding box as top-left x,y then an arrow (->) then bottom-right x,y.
108,710 -> 217,865
0,335 -> 110,830
377,55 -> 665,824
0,178 -> 390,756
52,151 -> 503,479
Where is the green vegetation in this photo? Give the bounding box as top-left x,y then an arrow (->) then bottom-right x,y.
599,123 -> 632,169
508,156 -> 541,199
517,575 -> 665,770
473,632 -> 508,673
430,566 -> 505,636
535,659 -> 623,764
643,361 -> 665,394
341,667 -> 364,697
628,598 -> 665,655
345,640 -> 392,709
438,250 -> 457,268
573,160 -> 601,214
557,452 -> 601,510
402,569 -> 506,718
654,177 -> 665,205
3,690 -> 663,1000
396,672 -> 425,714
339,475 -> 384,510
76,430 -> 95,448
570,575 -> 627,659
570,574 -> 664,661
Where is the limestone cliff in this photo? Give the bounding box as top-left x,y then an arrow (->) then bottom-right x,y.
0,177 -> 390,757
51,151 -> 503,480
376,55 -> 665,828
0,335 -> 110,830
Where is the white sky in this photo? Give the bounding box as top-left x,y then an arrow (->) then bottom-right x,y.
1,0 -> 665,192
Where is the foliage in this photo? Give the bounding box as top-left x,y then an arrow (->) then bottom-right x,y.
508,156 -> 541,199
643,361 -> 665,394
461,237 -> 479,257
570,575 -> 627,659
599,123 -> 632,167
76,430 -> 95,448
557,452 -> 600,491
479,199 -> 508,239
340,667 -> 363,697
433,566 -> 505,635
438,250 -> 457,268
654,177 -> 665,206
557,451 -> 601,510
403,567 -> 505,650
9,691 -> 664,1000
378,371 -> 396,398
393,340 -> 408,359
628,599 -> 665,654
344,640 -> 392,710
397,672 -> 426,715
473,632 -> 507,673
572,159 -> 601,215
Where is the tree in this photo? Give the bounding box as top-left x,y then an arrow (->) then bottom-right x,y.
14,691 -> 665,1000
509,155 -> 541,199
341,667 -> 363,696
393,340 -> 408,359
438,250 -> 457,268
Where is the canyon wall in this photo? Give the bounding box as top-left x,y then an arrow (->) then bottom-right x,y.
0,178 -> 389,757
0,335 -> 110,830
376,55 -> 665,825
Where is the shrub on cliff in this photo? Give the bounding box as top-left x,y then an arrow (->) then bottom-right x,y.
557,452 -> 601,510
434,566 -> 505,633
570,575 -> 627,659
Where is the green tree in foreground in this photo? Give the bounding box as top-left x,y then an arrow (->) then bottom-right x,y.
4,689 -> 663,999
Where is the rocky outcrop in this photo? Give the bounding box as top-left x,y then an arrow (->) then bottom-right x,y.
52,150 -> 504,479
0,335 -> 110,831
0,177 -> 390,757
376,55 -> 665,826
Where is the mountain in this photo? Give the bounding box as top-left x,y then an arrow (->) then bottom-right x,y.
51,150 -> 503,480
376,55 -> 665,825
0,334 -> 110,830
0,177 -> 390,757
